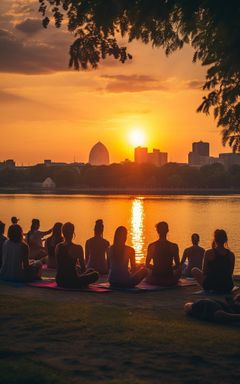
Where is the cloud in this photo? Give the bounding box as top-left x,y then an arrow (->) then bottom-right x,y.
15,18 -> 42,34
186,80 -> 203,89
0,29 -> 70,74
100,74 -> 167,93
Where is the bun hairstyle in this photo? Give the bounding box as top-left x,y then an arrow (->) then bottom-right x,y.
94,219 -> 104,235
212,229 -> 228,248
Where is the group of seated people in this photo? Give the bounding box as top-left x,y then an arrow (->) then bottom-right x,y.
0,215 -> 236,296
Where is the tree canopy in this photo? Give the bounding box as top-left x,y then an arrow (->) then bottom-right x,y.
39,0 -> 240,151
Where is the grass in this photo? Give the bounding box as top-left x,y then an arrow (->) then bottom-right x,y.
0,280 -> 240,384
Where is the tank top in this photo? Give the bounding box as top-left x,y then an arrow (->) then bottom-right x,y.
204,249 -> 233,292
0,240 -> 26,282
56,244 -> 79,286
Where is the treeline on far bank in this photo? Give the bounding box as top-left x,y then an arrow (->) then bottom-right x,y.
1,162 -> 240,189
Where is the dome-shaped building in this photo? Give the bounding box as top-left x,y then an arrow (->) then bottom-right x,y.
88,142 -> 110,165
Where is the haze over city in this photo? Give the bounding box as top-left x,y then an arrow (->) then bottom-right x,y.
0,0 -> 231,165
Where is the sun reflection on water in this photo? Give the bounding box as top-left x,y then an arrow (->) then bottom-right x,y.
130,198 -> 145,264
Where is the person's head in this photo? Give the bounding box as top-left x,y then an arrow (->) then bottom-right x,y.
0,221 -> 5,235
52,222 -> 63,238
94,219 -> 104,236
8,224 -> 23,243
62,222 -> 75,242
31,218 -> 40,231
192,233 -> 200,246
11,216 -> 19,225
156,221 -> 169,238
213,229 -> 228,248
113,226 -> 127,246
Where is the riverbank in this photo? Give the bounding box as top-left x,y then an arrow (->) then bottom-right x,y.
2,186 -> 240,195
1,277 -> 240,384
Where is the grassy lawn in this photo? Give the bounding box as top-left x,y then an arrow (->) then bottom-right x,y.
0,280 -> 240,384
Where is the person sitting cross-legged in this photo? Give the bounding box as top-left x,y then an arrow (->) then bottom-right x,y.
181,233 -> 205,277
108,226 -> 147,288
146,221 -> 181,286
192,229 -> 235,294
55,222 -> 99,289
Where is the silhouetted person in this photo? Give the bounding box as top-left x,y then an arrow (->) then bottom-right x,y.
181,234 -> 205,277
45,222 -> 63,269
55,222 -> 99,288
184,294 -> 240,323
0,225 -> 42,282
85,219 -> 110,274
26,219 -> 52,260
11,216 -> 19,225
192,229 -> 235,293
0,221 -> 7,268
108,226 -> 147,288
146,221 -> 181,286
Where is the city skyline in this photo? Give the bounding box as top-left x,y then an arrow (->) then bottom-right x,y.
0,0 -> 233,166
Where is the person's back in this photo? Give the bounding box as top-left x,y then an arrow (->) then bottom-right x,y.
204,248 -> 233,292
182,245 -> 205,276
146,221 -> 181,286
56,242 -> 83,287
0,240 -> 26,282
55,222 -> 98,288
150,239 -> 177,277
45,222 -> 63,268
86,236 -> 109,274
108,244 -> 133,284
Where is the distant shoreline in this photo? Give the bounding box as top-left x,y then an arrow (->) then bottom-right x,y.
1,187 -> 240,196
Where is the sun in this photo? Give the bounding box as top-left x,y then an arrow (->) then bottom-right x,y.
128,129 -> 146,147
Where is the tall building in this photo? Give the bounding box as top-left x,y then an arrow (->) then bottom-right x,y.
192,141 -> 209,156
89,142 -> 110,165
134,147 -> 148,164
134,147 -> 168,167
188,141 -> 211,166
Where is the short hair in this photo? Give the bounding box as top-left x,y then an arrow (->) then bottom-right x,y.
0,221 -> 5,235
156,221 -> 169,235
8,224 -> 23,243
94,219 -> 104,234
11,216 -> 19,224
214,229 -> 228,246
192,233 -> 200,243
62,222 -> 74,238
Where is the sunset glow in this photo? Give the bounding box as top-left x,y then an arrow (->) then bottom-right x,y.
128,129 -> 146,147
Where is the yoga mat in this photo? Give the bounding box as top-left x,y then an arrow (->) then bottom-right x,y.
192,286 -> 240,296
98,278 -> 197,292
178,278 -> 198,287
97,281 -> 164,292
28,281 -> 111,293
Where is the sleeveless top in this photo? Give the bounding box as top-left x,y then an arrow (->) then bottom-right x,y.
203,249 -> 233,292
0,240 -> 26,282
151,240 -> 176,277
45,236 -> 63,268
56,244 -> 80,287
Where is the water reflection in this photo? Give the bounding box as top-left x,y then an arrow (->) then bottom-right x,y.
130,198 -> 145,264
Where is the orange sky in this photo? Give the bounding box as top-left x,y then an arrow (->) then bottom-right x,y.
0,0 -> 230,165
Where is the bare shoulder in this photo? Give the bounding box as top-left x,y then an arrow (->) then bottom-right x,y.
148,241 -> 157,250
169,241 -> 179,251
126,245 -> 135,255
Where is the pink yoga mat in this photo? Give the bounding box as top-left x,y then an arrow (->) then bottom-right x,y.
28,281 -> 111,293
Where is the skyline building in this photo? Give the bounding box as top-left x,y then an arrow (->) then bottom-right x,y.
89,142 -> 110,166
134,147 -> 168,167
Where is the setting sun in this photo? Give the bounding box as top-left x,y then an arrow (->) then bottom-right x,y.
128,129 -> 146,147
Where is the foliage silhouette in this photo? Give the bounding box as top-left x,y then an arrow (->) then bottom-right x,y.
39,1 -> 240,151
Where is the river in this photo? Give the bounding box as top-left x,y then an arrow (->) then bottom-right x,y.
0,194 -> 239,273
